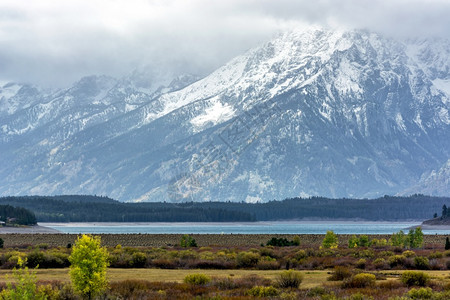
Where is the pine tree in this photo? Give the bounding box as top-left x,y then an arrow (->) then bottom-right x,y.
445,237 -> 450,250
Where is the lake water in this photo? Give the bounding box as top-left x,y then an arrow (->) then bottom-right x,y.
39,221 -> 450,235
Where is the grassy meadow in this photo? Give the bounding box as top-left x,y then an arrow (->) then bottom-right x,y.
0,233 -> 449,299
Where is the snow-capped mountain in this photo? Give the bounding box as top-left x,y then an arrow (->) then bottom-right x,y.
402,159 -> 450,196
0,28 -> 449,202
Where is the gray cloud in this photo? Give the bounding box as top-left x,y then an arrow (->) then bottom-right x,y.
0,0 -> 449,87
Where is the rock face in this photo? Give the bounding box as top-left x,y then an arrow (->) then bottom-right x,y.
0,28 -> 449,202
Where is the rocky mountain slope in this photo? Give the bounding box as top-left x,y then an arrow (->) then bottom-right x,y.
1,28 -> 449,202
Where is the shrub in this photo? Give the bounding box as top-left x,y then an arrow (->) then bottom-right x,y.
306,286 -> 327,297
294,249 -> 307,260
212,277 -> 236,290
37,243 -> 49,250
407,287 -> 433,299
247,286 -> 279,297
256,259 -> 280,270
184,273 -> 211,286
1,258 -> 38,299
320,292 -> 340,300
429,259 -> 442,270
5,251 -> 26,268
413,256 -> 430,270
188,259 -> 234,269
349,292 -> 374,300
259,247 -> 275,258
280,291 -> 298,299
378,279 -> 404,289
131,252 -> 147,268
236,251 -> 260,268
428,251 -> 443,259
446,260 -> 450,270
402,250 -> 416,258
234,274 -> 272,288
276,270 -> 303,288
342,273 -> 376,288
373,258 -> 387,269
356,258 -> 366,269
178,249 -> 199,260
40,251 -> 70,268
26,251 -> 45,268
380,251 -> 394,257
328,266 -> 353,281
151,258 -> 177,269
266,237 -> 297,247
389,255 -> 407,268
401,271 -> 430,287
321,231 -> 338,249
370,238 -> 388,247
36,284 -> 60,300
57,283 -> 77,300
352,249 -> 375,259
109,280 -> 152,299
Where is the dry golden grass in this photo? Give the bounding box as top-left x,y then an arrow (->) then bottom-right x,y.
381,270 -> 450,281
0,268 -> 331,287
0,268 -> 448,292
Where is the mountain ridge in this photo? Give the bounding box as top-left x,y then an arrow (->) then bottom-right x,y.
0,27 -> 449,202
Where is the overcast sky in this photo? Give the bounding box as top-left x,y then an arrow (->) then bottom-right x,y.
0,0 -> 449,88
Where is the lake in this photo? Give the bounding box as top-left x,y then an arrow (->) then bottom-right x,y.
39,221 -> 450,235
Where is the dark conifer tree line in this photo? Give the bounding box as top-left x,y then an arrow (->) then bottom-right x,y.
0,194 -> 447,222
0,196 -> 254,222
0,204 -> 37,225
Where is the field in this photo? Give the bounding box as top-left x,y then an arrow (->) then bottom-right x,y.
1,268 -> 449,285
0,233 -> 449,299
1,268 -> 450,299
0,268 -> 332,287
0,233 -> 447,248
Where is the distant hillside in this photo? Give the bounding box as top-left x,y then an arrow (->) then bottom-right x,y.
421,202 -> 450,225
0,194 -> 447,222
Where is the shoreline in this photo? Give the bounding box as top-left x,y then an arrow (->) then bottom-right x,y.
38,220 -> 424,226
419,224 -> 450,230
0,225 -> 61,234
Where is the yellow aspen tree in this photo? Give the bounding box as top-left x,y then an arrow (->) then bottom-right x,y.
69,235 -> 109,299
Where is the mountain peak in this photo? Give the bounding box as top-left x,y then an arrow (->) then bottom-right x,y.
0,28 -> 449,202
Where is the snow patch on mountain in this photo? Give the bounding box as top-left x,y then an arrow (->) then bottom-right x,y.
433,79 -> 450,97
402,159 -> 450,196
191,97 -> 235,132
0,82 -> 21,100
